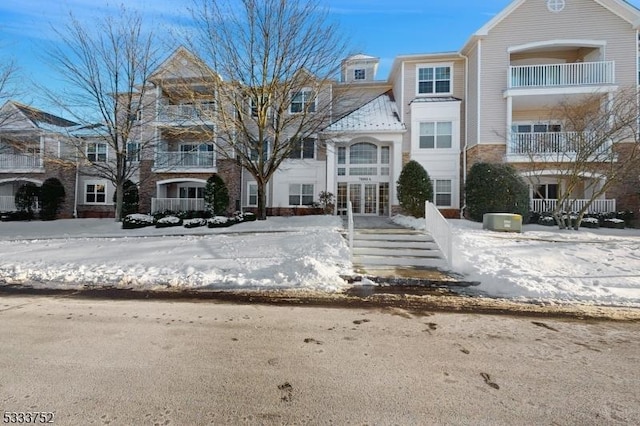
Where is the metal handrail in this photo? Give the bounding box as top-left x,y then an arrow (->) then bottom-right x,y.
347,200 -> 354,259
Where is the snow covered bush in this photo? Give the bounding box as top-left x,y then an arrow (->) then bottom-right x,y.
603,218 -> 625,229
537,213 -> 556,226
234,211 -> 256,223
183,218 -> 207,228
155,215 -> 183,228
580,217 -> 600,229
122,214 -> 155,229
207,216 -> 235,228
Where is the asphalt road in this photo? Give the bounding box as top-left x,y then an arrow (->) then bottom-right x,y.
1,295 -> 639,425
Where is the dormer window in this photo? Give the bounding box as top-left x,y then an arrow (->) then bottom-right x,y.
290,90 -> 316,114
417,64 -> 452,95
354,69 -> 366,80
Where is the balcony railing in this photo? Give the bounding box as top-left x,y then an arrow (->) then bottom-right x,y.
154,151 -> 216,169
157,104 -> 215,122
509,61 -> 615,89
0,154 -> 43,170
151,198 -> 206,213
531,198 -> 616,214
0,196 -> 40,212
508,132 -> 611,156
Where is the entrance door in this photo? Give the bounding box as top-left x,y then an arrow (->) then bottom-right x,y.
344,183 -> 378,215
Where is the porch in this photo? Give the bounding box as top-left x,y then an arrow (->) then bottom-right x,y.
0,196 -> 40,212
154,151 -> 216,170
508,132 -> 612,157
151,198 -> 206,213
0,153 -> 43,170
530,198 -> 615,214
509,61 -> 615,89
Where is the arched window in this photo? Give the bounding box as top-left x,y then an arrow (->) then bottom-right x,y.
349,142 -> 377,164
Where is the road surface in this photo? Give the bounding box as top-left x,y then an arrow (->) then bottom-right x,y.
1,295 -> 639,425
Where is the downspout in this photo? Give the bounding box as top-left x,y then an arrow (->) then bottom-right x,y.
459,51 -> 469,219
73,157 -> 79,218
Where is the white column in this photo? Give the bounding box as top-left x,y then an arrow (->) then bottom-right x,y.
392,137 -> 402,206
325,138 -> 336,213
506,96 -> 513,153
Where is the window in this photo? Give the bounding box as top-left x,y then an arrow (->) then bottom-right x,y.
349,143 -> 377,164
248,183 -> 258,206
179,186 -> 204,199
290,90 -> 316,113
288,138 -> 315,159
417,65 -> 451,94
337,146 -> 346,164
250,98 -> 259,117
434,180 -> 452,207
354,69 -> 366,80
87,142 -> 107,162
419,122 -> 452,149
250,140 -> 269,162
534,184 -> 558,199
180,143 -> 214,166
85,181 -> 106,204
289,184 -> 314,206
126,142 -> 140,162
512,123 -> 562,133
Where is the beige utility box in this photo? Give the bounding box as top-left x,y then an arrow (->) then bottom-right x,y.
483,213 -> 523,233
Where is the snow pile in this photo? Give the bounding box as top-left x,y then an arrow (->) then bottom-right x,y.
0,217 -> 351,292
395,214 -> 640,307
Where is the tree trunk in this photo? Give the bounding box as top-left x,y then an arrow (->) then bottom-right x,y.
257,181 -> 267,220
115,180 -> 124,222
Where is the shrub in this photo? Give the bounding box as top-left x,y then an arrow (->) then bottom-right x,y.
465,163 -> 529,222
14,183 -> 40,220
122,214 -> 155,229
155,215 -> 183,228
183,218 -> 207,228
580,217 -> 600,229
113,180 -> 139,217
396,160 -> 433,217
39,178 -> 66,220
207,216 -> 235,228
204,174 -> 230,215
317,191 -> 335,214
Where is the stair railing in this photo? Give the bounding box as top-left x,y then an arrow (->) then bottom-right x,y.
425,201 -> 453,267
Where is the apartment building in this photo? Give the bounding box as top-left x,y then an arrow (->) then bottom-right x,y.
2,0 -> 639,219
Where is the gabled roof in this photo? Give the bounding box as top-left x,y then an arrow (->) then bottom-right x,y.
148,46 -> 217,82
463,0 -> 640,51
1,101 -> 78,132
325,91 -> 405,133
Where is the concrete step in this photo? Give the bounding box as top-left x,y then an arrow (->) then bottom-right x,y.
354,233 -> 434,242
353,240 -> 440,250
353,247 -> 442,258
354,255 -> 446,268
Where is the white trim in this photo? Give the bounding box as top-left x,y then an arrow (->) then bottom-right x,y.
415,62 -> 454,96
247,182 -> 258,207
508,39 -> 607,54
156,178 -> 207,186
477,39 -> 482,147
504,84 -> 618,98
0,177 -> 43,185
520,170 -> 607,180
83,180 -> 108,205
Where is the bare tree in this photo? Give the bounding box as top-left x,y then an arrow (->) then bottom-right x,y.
188,0 -> 349,219
519,88 -> 640,229
41,7 -> 163,220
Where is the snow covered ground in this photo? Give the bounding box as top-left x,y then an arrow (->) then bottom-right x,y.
1,215 -> 640,307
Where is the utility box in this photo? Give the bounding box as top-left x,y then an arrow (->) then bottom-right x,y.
483,213 -> 523,233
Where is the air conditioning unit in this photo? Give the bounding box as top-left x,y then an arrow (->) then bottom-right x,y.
483,213 -> 523,233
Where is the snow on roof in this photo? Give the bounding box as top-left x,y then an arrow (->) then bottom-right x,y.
410,96 -> 462,104
325,92 -> 405,133
12,102 -> 78,131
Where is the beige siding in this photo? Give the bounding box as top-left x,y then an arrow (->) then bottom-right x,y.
479,0 -> 638,144
465,42 -> 479,149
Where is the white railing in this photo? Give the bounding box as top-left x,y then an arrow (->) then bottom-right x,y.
0,196 -> 40,212
154,151 -> 216,169
425,201 -> 453,267
347,200 -> 354,258
157,104 -> 215,122
151,198 -> 206,213
0,154 -> 43,169
509,132 -> 612,155
509,61 -> 615,88
530,198 -> 616,213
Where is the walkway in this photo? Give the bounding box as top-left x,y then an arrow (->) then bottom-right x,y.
345,216 -> 452,281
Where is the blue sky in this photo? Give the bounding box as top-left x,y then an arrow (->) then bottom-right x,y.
2,0 -> 640,111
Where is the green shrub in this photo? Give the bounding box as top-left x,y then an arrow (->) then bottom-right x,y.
113,180 -> 139,217
122,214 -> 155,229
14,183 -> 40,219
465,163 -> 529,222
39,177 -> 66,220
204,174 -> 230,215
396,160 -> 433,217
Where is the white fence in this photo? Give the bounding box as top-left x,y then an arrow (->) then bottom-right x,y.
425,201 -> 453,267
0,154 -> 43,169
508,132 -> 611,156
530,198 -> 616,214
0,196 -> 40,212
154,151 -> 216,169
151,198 -> 206,213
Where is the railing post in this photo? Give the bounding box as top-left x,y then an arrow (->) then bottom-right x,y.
347,201 -> 354,259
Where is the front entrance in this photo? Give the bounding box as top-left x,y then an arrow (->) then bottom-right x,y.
338,182 -> 389,216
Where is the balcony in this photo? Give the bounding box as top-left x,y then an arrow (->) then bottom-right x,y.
0,196 -> 40,212
507,132 -> 612,159
531,198 -> 615,214
154,151 -> 216,171
509,61 -> 615,89
151,198 -> 205,213
0,153 -> 43,171
156,104 -> 215,124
